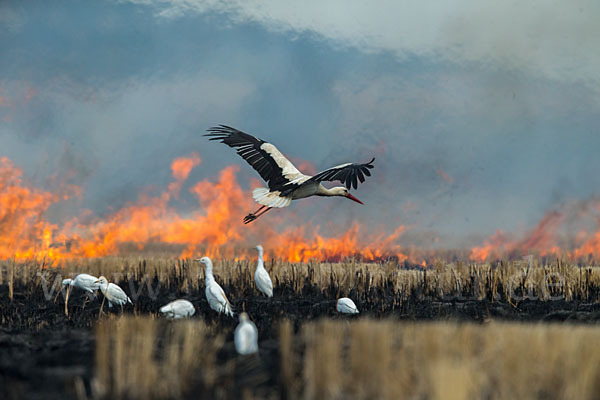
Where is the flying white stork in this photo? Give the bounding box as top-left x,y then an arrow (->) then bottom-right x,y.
195,257 -> 234,317
234,312 -> 259,355
254,245 -> 273,297
160,299 -> 196,319
205,125 -> 375,223
336,297 -> 359,314
95,276 -> 133,309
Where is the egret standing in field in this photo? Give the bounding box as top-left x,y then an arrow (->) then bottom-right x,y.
160,299 -> 196,319
336,297 -> 359,314
254,245 -> 273,298
56,273 -> 100,303
95,276 -> 132,311
195,257 -> 234,317
55,273 -> 101,316
61,273 -> 101,296
234,312 -> 259,355
205,125 -> 375,223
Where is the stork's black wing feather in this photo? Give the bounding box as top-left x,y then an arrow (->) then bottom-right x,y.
307,158 -> 375,190
204,125 -> 301,192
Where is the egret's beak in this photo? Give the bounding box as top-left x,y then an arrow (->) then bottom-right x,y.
346,193 -> 364,205
94,279 -> 100,283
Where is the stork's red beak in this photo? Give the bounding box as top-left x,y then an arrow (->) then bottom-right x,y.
346,193 -> 364,205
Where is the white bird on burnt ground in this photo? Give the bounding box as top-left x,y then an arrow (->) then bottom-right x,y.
234,312 -> 259,355
254,245 -> 273,298
336,297 -> 359,314
205,125 -> 375,224
160,299 -> 196,319
56,273 -> 99,302
61,273 -> 101,296
195,256 -> 234,317
95,276 -> 132,314
56,273 -> 101,316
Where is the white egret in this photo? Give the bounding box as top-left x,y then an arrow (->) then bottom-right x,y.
336,297 -> 359,314
56,273 -> 101,315
95,276 -> 132,309
254,245 -> 273,297
195,257 -> 234,317
234,312 -> 259,355
62,273 -> 101,295
160,299 -> 196,319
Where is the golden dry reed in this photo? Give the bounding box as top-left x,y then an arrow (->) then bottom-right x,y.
282,320 -> 600,400
95,316 -> 600,400
4,256 -> 600,302
94,316 -> 223,399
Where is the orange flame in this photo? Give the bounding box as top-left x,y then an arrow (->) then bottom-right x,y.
572,200 -> 600,259
8,152 -> 600,265
470,230 -> 507,262
0,156 -> 409,264
168,153 -> 201,197
171,153 -> 201,181
0,157 -> 61,260
469,199 -> 600,262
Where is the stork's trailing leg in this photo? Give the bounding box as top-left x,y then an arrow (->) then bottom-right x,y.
244,206 -> 272,224
243,205 -> 265,224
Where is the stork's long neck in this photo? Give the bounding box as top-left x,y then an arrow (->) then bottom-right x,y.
317,185 -> 340,197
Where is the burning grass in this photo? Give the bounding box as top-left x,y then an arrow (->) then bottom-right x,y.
6,153 -> 600,266
0,156 -> 410,264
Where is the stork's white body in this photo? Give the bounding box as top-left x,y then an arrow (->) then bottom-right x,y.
160,299 -> 196,319
197,257 -> 234,317
254,245 -> 273,297
253,181 -> 351,208
337,297 -> 359,314
234,313 -> 259,355
62,273 -> 100,295
96,276 -> 132,308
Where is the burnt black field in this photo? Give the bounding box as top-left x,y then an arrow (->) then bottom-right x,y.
3,273 -> 600,400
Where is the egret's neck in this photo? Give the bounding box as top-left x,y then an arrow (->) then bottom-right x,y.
205,265 -> 215,282
257,250 -> 264,267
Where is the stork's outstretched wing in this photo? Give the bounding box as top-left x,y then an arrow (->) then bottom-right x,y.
205,125 -> 308,192
307,158 -> 375,190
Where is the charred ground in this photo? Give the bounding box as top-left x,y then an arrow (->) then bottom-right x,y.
2,259 -> 600,399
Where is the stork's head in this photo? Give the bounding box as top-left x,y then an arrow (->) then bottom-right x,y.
62,278 -> 73,287
255,244 -> 263,253
331,186 -> 364,205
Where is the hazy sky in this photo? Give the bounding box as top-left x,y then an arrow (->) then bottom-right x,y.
1,0 -> 599,247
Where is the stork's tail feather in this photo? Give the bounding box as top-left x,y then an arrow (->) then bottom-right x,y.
252,187 -> 292,208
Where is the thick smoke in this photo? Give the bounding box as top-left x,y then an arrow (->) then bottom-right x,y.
1,1 -> 599,256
